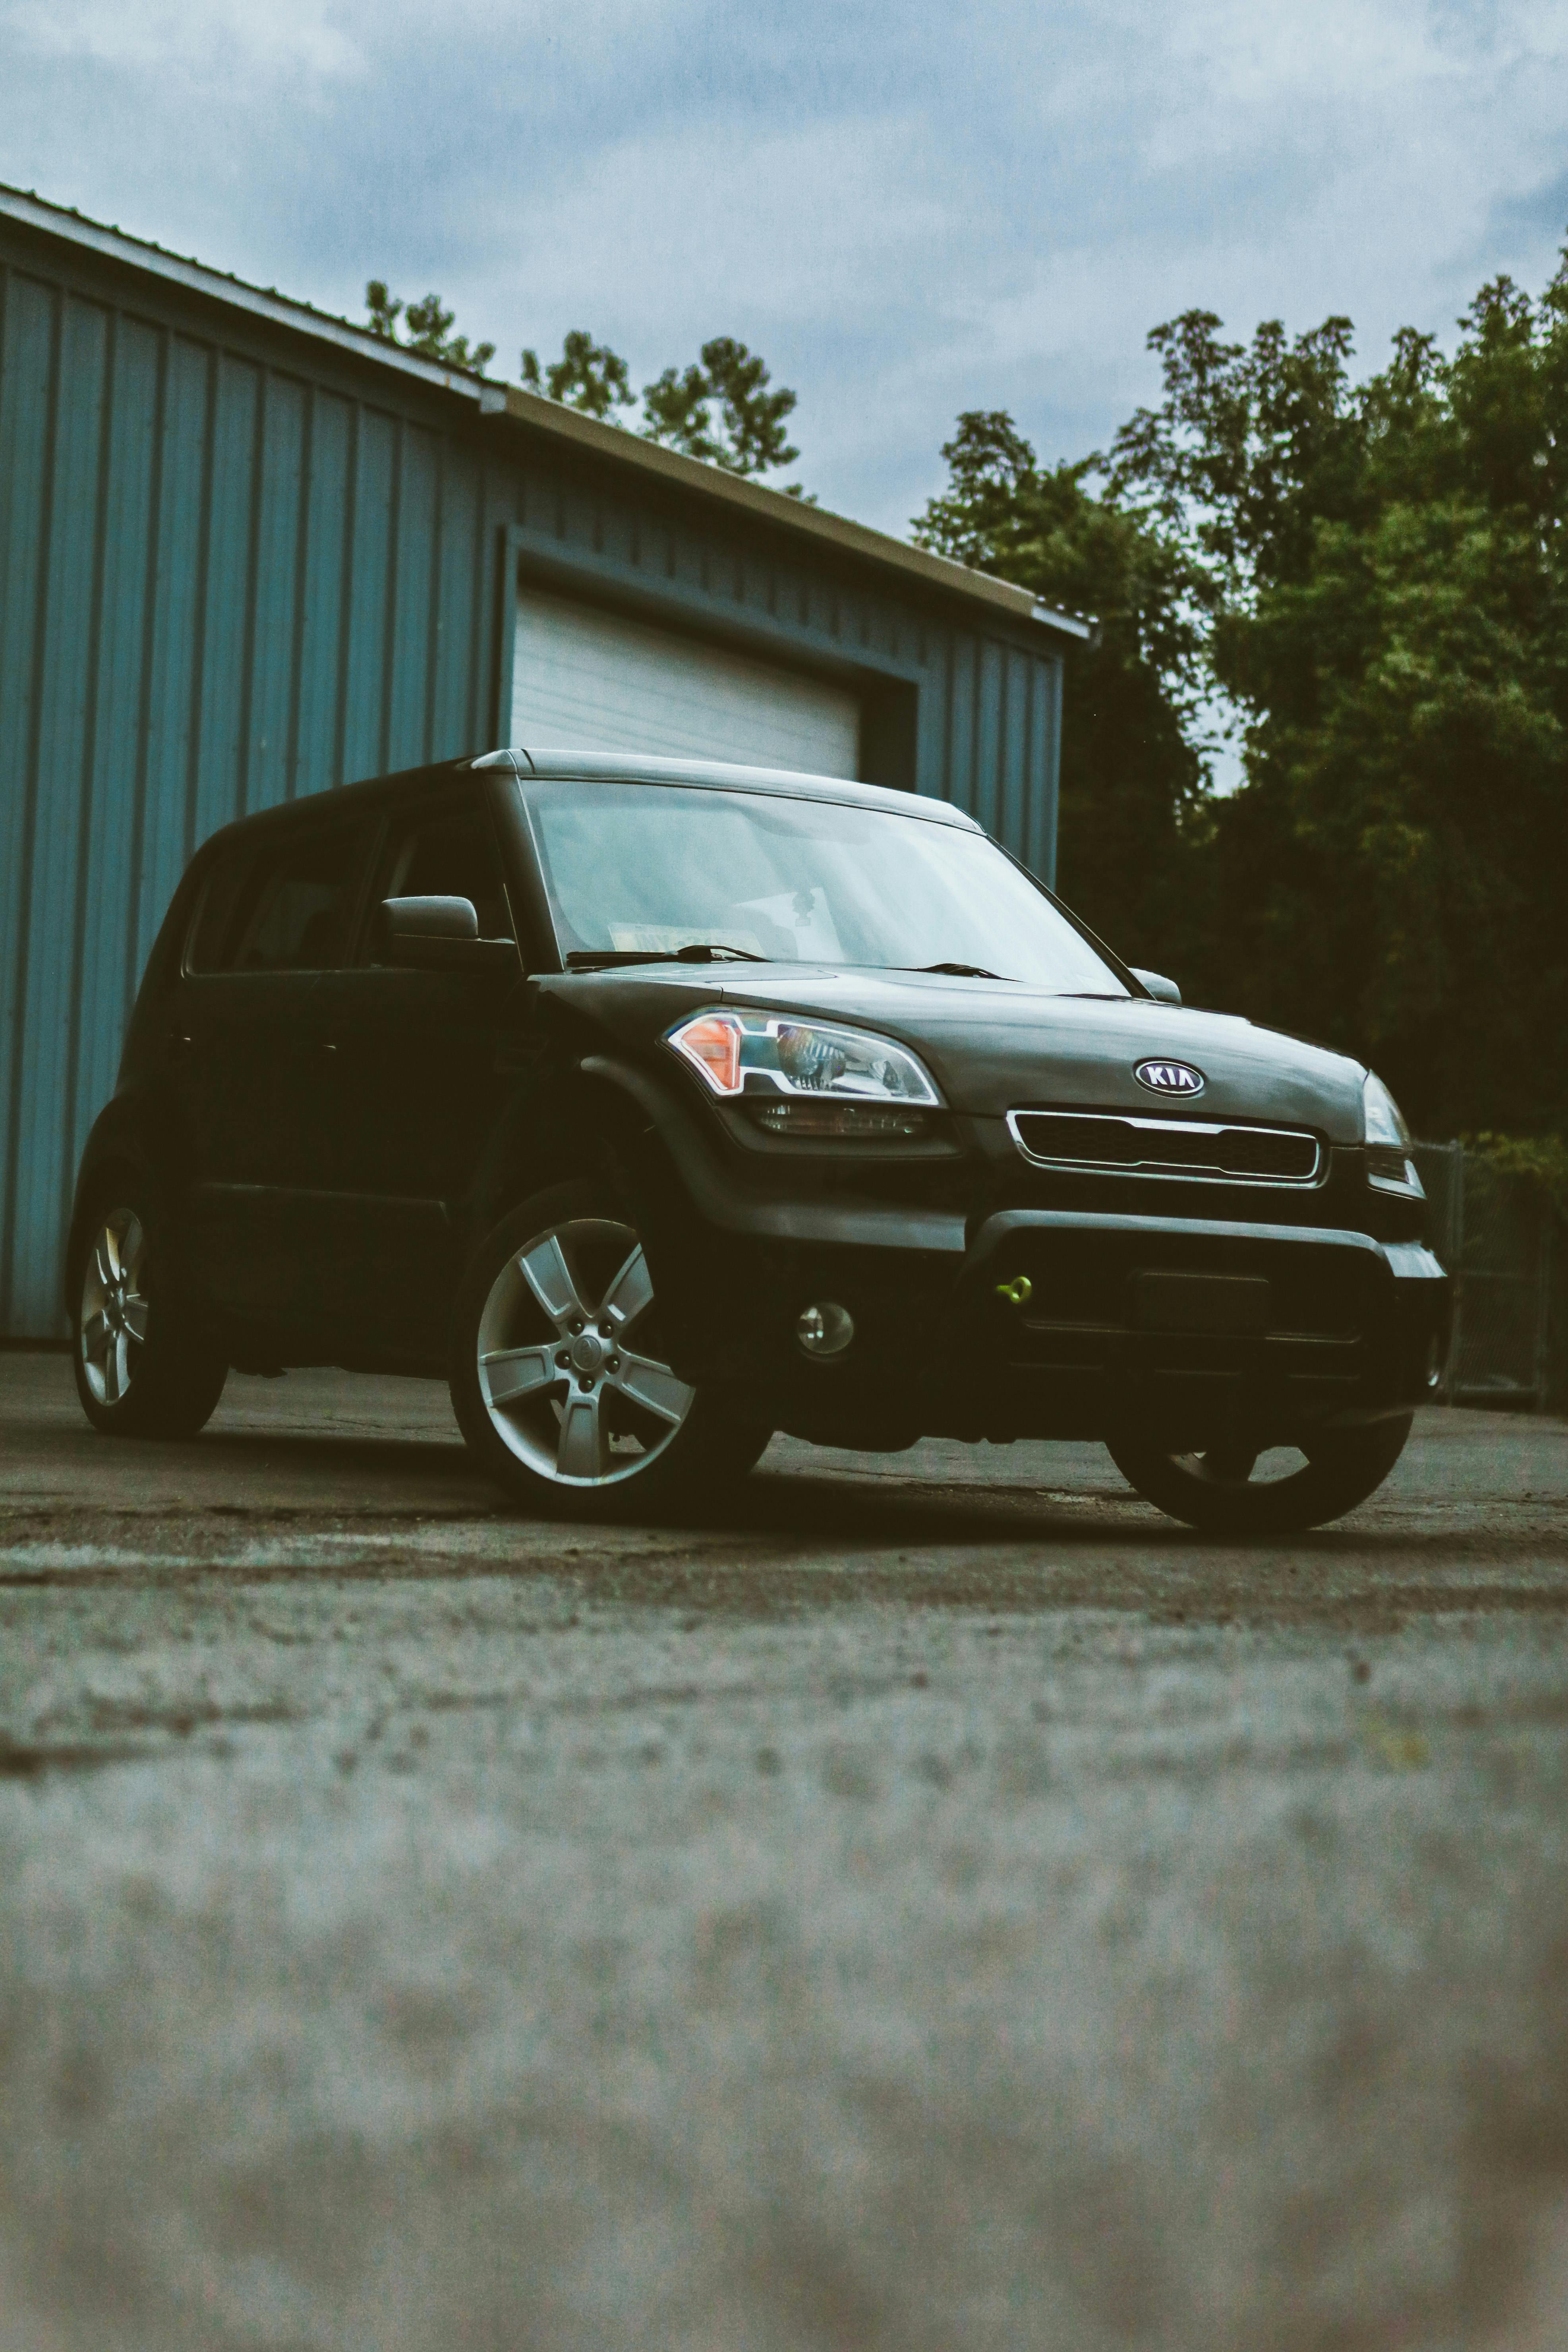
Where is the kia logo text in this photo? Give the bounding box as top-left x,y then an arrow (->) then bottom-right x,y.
1135,1059 -> 1205,1096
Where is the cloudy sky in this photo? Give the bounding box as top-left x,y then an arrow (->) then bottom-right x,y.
3,0 -> 1566,533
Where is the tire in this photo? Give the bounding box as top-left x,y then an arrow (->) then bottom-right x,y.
449,1180 -> 771,1517
70,1179 -> 228,1439
1106,1415 -> 1413,1536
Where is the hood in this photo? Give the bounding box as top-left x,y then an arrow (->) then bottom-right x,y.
547,965 -> 1368,1142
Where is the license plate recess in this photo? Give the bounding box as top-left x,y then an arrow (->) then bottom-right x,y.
1127,1271 -> 1272,1335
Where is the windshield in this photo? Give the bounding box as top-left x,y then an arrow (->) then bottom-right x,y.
523,781 -> 1127,993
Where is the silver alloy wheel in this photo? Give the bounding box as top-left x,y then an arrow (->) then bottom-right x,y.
80,1208 -> 150,1406
476,1216 -> 696,1487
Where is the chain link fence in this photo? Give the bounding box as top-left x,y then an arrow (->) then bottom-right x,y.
1411,1143 -> 1560,1410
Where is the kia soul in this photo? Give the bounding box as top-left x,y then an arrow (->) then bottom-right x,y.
67,748 -> 1450,1533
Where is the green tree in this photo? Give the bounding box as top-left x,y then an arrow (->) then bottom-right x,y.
1107,267 -> 1568,1138
516,325 -> 801,480
519,330 -> 635,421
364,280 -> 495,373
639,359 -> 717,458
913,411 -> 1208,972
368,286 -> 803,485
641,336 -> 800,478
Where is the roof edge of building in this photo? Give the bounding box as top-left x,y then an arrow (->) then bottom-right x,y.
489,384 -> 1091,641
0,182 -> 503,410
0,181 -> 1095,647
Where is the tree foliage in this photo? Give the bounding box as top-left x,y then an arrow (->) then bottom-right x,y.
523,328 -> 801,478
913,411 -> 1207,972
1106,265 -> 1568,1138
640,337 -> 800,477
364,281 -> 495,373
366,284 -> 801,485
519,330 -> 634,421
1466,1133 -> 1568,1220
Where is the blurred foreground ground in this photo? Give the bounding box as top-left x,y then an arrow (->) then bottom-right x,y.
1,1352 -> 1566,2352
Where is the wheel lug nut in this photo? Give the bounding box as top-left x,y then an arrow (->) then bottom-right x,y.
599,1321 -> 613,1338
556,1351 -> 569,1368
607,1355 -> 620,1372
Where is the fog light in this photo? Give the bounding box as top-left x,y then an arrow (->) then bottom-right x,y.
797,1301 -> 855,1359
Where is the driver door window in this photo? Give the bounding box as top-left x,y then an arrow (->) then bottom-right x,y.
365,805 -> 515,957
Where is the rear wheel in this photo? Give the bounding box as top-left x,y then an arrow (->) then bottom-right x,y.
450,1181 -> 770,1517
1106,1416 -> 1413,1536
71,1187 -> 228,1438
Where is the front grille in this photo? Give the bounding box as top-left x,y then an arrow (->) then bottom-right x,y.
1007,1109 -> 1323,1187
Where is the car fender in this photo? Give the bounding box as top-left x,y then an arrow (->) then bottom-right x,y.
456,1054 -> 693,1274
62,1088 -> 190,1318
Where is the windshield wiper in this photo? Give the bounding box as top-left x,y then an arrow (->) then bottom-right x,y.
565,943 -> 768,970
905,961 -> 1013,981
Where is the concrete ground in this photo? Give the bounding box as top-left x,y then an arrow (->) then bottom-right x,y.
1,1350 -> 1566,2352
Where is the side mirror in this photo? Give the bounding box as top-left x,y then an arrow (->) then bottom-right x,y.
379,897 -> 517,974
1131,968 -> 1182,1006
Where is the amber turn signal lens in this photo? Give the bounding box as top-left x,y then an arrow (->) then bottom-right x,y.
670,1012 -> 743,1095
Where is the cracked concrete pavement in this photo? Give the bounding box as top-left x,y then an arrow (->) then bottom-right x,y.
1,1350 -> 1566,2350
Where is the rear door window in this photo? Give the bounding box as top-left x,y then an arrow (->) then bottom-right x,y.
187,847 -> 254,972
190,823 -> 376,973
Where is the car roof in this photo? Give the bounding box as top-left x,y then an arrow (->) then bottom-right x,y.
189,744 -> 986,868
489,747 -> 984,829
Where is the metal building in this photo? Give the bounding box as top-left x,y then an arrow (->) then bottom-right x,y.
0,184 -> 1087,1339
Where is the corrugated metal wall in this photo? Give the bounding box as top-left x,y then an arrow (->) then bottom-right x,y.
0,224 -> 1062,1337
922,630 -> 1060,879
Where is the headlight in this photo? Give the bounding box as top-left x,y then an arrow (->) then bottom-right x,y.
1363,1072 -> 1423,1196
667,1009 -> 941,1117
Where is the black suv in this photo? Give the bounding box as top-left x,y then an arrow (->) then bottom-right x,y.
67,748 -> 1448,1532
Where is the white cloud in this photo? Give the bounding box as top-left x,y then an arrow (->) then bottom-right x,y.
2,0 -> 1566,530
0,0 -> 685,88
491,114 -> 949,335
2,0 -> 366,79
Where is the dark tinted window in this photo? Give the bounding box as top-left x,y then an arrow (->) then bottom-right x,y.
193,824 -> 373,973
367,801 -> 514,960
187,848 -> 253,972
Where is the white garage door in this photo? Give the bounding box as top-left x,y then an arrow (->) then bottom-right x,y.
511,586 -> 861,778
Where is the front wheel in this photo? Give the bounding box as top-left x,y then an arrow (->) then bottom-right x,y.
449,1182 -> 771,1517
1107,1415 -> 1413,1536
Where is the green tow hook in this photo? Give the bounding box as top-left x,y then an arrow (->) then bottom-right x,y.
995,1275 -> 1032,1308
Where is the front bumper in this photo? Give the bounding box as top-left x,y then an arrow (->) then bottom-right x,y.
665,1202 -> 1450,1449
957,1211 -> 1449,1446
